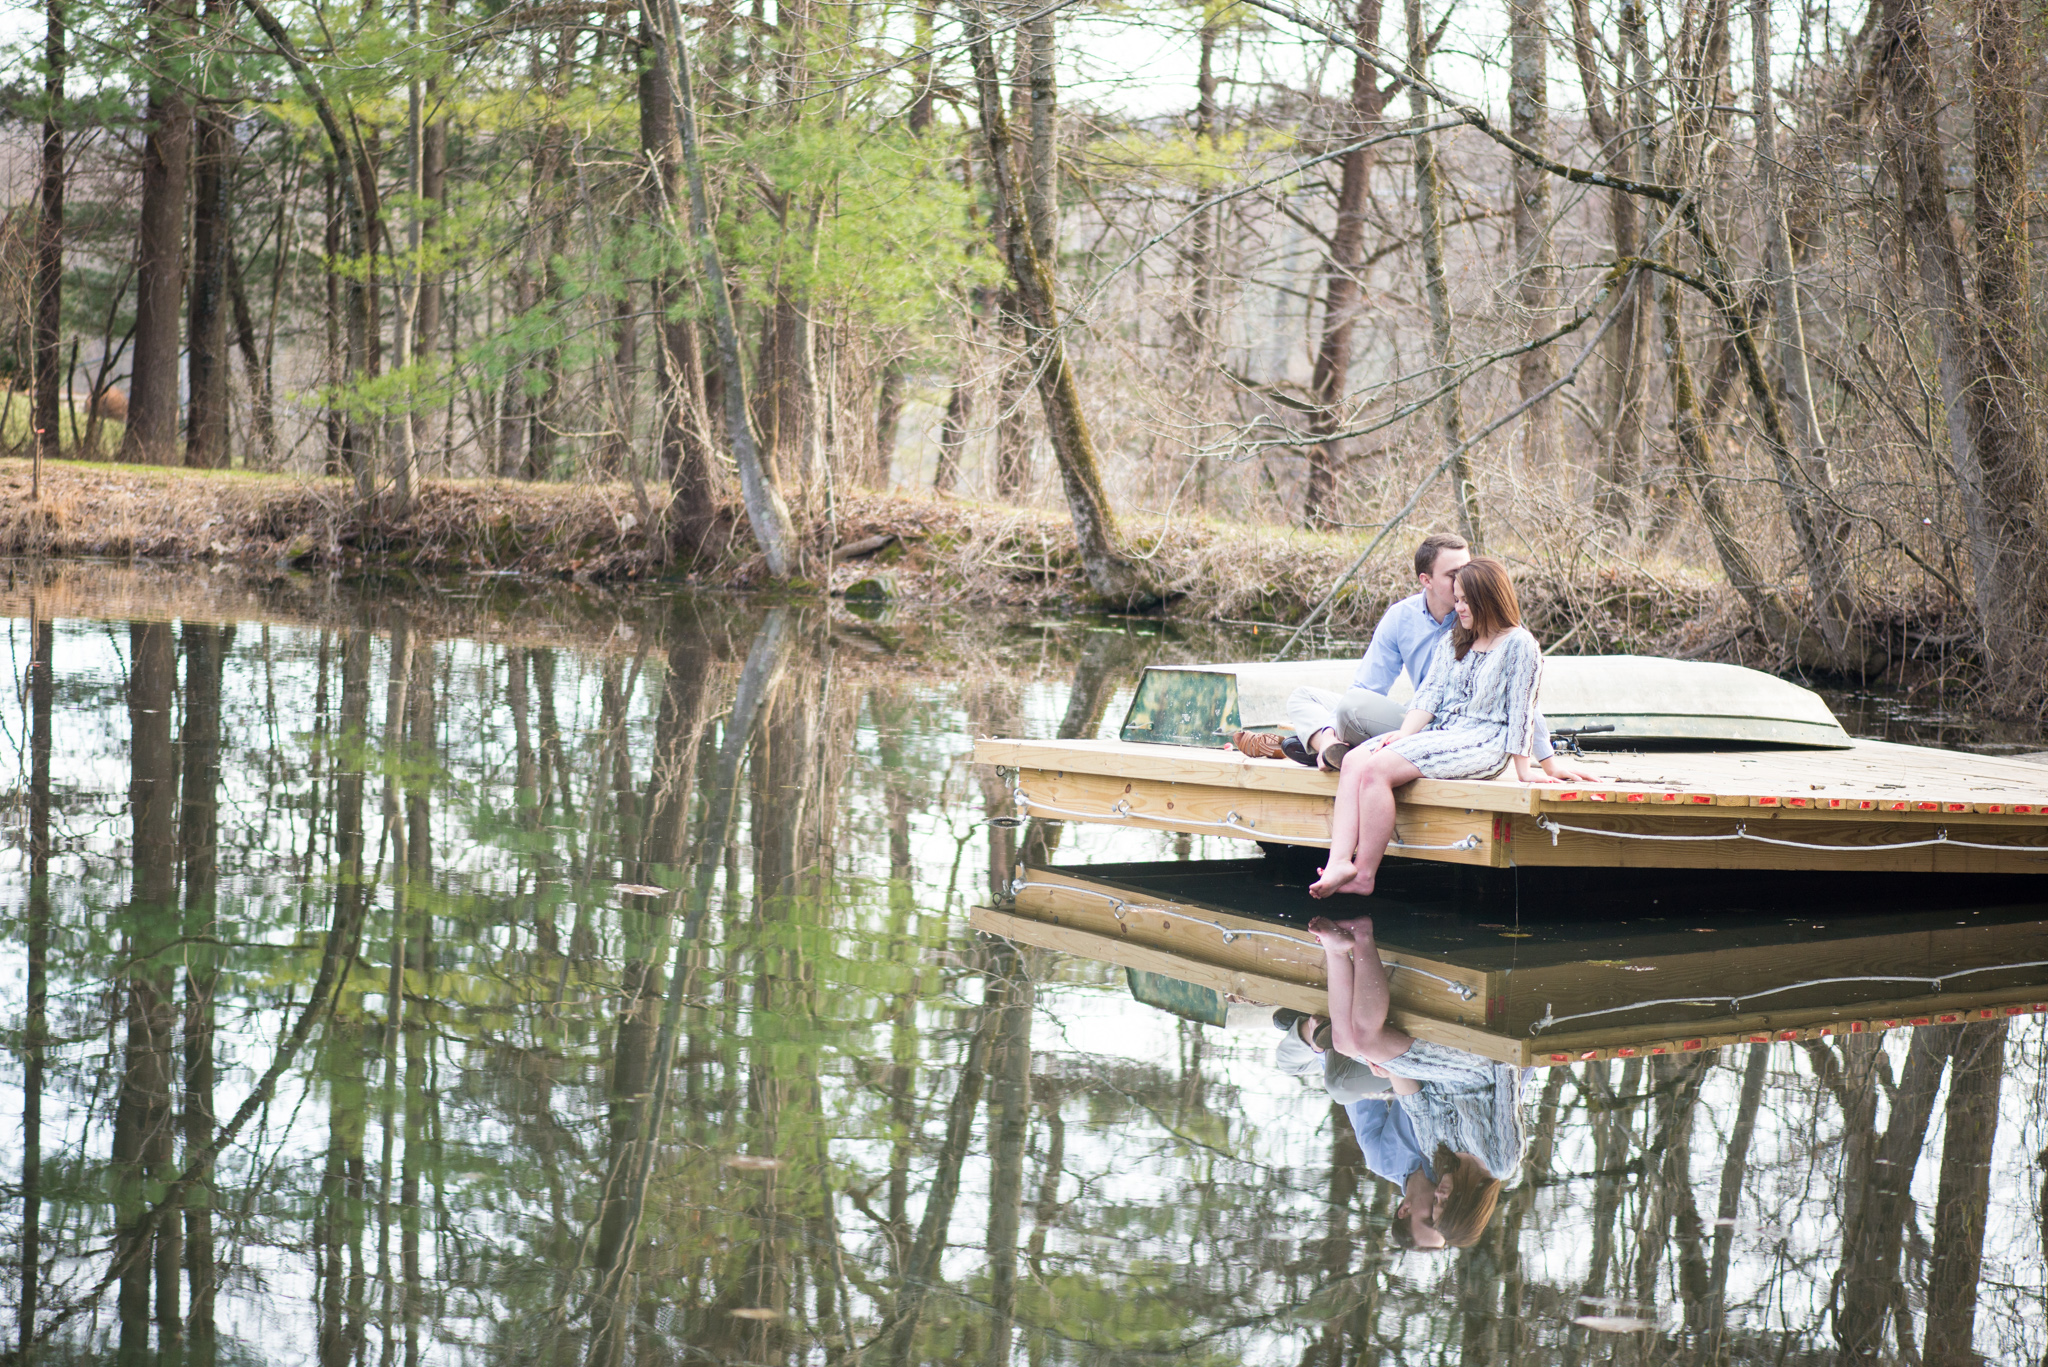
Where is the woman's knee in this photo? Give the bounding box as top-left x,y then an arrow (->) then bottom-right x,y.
1369,752 -> 1421,786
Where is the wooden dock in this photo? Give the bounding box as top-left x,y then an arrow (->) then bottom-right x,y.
973,737 -> 2048,874
975,862 -> 2048,1065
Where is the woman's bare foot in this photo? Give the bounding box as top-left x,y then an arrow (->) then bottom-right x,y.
1338,876 -> 1376,897
1334,914 -> 1376,940
1309,861 -> 1357,898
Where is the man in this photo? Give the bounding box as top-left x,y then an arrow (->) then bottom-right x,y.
1242,532 -> 1593,780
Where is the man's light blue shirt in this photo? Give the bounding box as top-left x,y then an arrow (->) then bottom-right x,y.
1353,591 -> 1453,696
1346,1096 -> 1432,1190
1351,591 -> 1556,761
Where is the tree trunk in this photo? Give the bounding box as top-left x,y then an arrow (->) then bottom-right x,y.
758,292 -> 818,490
642,0 -> 803,577
525,101 -> 569,482
1571,0 -> 1647,522
873,361 -> 906,484
962,0 -> 1151,605
1182,12 -> 1221,353
244,0 -> 386,500
121,0 -> 194,466
417,17 -> 447,474
871,5 -> 938,488
388,1 -> 427,514
325,164 -> 344,473
991,308 -> 1031,497
1963,0 -> 2045,679
1507,0 -> 1556,467
33,0 -> 62,473
1655,267 -> 1840,664
186,68 -> 233,469
1303,0 -> 1386,528
1406,0 -> 1484,549
226,239 -> 280,467
1879,0 -> 2045,682
933,377 -> 970,493
1750,0 -> 1865,666
636,15 -> 722,558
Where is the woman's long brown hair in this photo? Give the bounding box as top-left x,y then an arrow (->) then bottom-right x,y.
1387,1145 -> 1507,1252
1449,556 -> 1523,660
1427,1146 -> 1504,1248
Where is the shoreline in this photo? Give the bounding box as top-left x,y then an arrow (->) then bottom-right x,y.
0,455 -> 1898,673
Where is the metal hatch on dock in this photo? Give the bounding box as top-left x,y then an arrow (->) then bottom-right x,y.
1119,655 -> 1853,749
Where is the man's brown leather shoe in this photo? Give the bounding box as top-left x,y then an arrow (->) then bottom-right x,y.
1232,730 -> 1287,759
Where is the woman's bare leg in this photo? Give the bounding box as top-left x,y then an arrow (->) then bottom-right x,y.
1323,750 -> 1421,897
1310,755 -> 1370,896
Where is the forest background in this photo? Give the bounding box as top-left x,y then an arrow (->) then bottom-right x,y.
1,0 -> 2045,706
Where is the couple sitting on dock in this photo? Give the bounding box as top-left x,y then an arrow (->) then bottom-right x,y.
1233,533 -> 1595,898
1274,914 -> 1524,1250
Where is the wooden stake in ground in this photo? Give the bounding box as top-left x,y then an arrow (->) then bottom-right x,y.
961,0 -> 1153,607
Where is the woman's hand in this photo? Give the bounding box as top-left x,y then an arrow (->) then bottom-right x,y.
1511,754 -> 1561,784
1541,755 -> 1601,783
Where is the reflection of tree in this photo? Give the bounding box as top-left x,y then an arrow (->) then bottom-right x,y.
317,628 -> 374,1367
180,620 -> 232,1354
1923,1022 -> 2007,1366
1706,1044 -> 1770,1339
114,621 -> 179,1361
983,939 -> 1037,1367
1563,1056 -> 1637,1367
1633,1054 -> 1714,1337
584,610 -> 787,1367
18,611 -> 52,1356
1837,1025 -> 1955,1361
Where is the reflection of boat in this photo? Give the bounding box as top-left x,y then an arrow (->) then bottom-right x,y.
973,860 -> 2048,1064
976,656 -> 2048,873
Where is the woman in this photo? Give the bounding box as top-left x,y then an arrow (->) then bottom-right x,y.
1309,555 -> 1557,899
1309,913 -> 1523,1250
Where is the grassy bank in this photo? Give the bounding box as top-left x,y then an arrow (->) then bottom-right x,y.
0,455 -> 1780,663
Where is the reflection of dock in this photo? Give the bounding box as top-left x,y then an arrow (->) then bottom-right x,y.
973,737 -> 2048,874
973,861 -> 2048,1065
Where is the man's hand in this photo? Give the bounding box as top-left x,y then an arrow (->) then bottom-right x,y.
1541,755 -> 1601,782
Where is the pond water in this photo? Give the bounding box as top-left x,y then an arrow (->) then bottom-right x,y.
2,566 -> 2044,1366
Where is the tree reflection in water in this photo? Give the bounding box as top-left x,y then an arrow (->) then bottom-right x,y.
0,575 -> 2043,1365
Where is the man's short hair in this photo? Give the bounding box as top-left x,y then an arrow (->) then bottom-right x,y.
1413,533 -> 1469,578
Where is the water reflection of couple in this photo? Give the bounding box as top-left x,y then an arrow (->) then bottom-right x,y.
1277,916 -> 1524,1250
